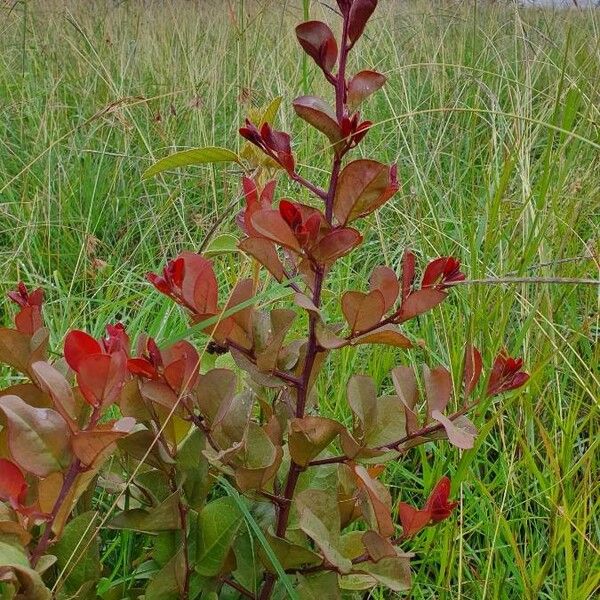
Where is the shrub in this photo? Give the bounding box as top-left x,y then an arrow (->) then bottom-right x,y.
0,1 -> 529,598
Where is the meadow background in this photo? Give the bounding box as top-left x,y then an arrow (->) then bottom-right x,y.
0,0 -> 598,598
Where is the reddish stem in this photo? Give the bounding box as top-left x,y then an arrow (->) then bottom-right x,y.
257,10 -> 352,600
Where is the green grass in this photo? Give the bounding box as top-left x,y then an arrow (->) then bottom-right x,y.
1,0 -> 599,598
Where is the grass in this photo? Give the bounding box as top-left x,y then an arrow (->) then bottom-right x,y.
0,0 -> 598,598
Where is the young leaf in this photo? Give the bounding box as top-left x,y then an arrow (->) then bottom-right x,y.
142,147 -> 240,180
333,160 -> 398,225
195,496 -> 243,577
347,70 -> 387,109
0,395 -> 71,477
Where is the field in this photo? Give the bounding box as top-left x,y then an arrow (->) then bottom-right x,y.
0,0 -> 599,598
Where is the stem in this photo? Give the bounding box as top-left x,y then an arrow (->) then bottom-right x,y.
308,399 -> 481,467
258,10 -> 352,600
30,459 -> 82,567
222,577 -> 257,599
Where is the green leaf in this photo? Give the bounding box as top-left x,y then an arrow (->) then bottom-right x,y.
142,147 -> 240,180
108,491 -> 182,533
203,234 -> 240,258
145,547 -> 187,600
53,511 -> 101,593
296,489 -> 352,574
176,429 -> 210,509
218,478 -> 299,600
356,555 -> 412,591
195,497 -> 242,577
296,572 -> 341,599
0,540 -> 51,599
259,533 -> 322,573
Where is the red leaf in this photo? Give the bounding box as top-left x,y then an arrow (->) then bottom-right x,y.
295,20 -> 338,72
310,227 -> 362,264
178,252 -> 219,316
348,0 -> 378,46
421,256 -> 465,290
425,476 -> 458,523
77,352 -> 127,408
64,330 -> 102,372
370,266 -> 399,312
463,345 -> 482,396
15,306 -> 43,336
342,290 -> 385,334
347,70 -> 387,109
127,357 -> 158,379
0,459 -> 28,506
333,160 -> 398,225
397,502 -> 431,538
162,341 -> 200,394
487,350 -> 529,396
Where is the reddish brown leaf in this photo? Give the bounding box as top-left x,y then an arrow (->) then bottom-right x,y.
348,0 -> 378,45
311,227 -> 362,264
251,209 -> 302,252
289,416 -> 342,467
0,327 -> 48,376
333,160 -> 398,225
293,96 -> 343,151
238,237 -> 285,281
352,325 -> 411,349
397,288 -> 447,321
362,530 -> 396,561
431,411 -> 475,449
390,366 -> 419,434
72,417 -> 136,467
0,395 -> 71,477
424,365 -> 452,415
353,464 -> 395,538
31,361 -> 78,424
369,266 -> 399,312
295,20 -> 338,72
463,344 -> 482,396
347,70 -> 387,109
401,249 -> 416,301
341,290 -> 385,334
